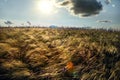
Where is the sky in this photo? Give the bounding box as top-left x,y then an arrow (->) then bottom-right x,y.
0,0 -> 120,29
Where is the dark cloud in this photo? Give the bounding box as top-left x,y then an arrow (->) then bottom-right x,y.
59,0 -> 103,17
27,21 -> 31,25
105,0 -> 111,5
61,1 -> 69,6
4,21 -> 13,25
97,20 -> 112,23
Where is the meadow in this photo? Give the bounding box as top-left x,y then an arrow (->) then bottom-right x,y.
0,27 -> 120,80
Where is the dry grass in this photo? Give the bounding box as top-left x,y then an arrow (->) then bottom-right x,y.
0,27 -> 120,80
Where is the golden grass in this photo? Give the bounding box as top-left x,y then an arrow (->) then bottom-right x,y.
0,27 -> 120,80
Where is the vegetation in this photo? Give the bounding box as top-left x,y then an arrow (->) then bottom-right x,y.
0,27 -> 120,80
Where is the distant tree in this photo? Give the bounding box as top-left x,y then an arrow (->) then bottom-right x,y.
49,25 -> 57,28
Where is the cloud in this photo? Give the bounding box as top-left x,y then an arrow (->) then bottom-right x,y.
27,21 -> 31,25
58,0 -> 103,17
97,20 -> 112,23
112,4 -> 115,7
105,0 -> 111,5
4,21 -> 13,25
61,1 -> 69,6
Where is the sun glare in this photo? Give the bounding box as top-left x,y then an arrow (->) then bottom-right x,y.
37,0 -> 54,14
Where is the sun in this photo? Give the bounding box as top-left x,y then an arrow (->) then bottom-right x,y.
37,0 -> 54,14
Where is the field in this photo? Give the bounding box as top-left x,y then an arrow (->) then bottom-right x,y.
0,27 -> 120,80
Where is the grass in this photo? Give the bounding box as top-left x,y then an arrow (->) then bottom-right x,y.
0,27 -> 120,80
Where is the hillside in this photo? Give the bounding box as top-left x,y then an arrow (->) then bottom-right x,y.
0,27 -> 120,80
